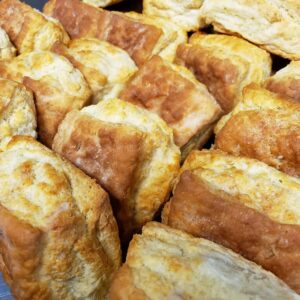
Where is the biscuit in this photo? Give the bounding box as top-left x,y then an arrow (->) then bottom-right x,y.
0,27 -> 16,60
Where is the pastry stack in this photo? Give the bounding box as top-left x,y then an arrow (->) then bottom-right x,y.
0,0 -> 300,299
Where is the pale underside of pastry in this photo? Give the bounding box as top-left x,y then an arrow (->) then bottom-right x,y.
0,27 -> 16,60
108,222 -> 300,300
120,55 -> 222,152
0,51 -> 91,147
215,84 -> 300,177
44,0 -> 164,66
82,0 -> 123,8
0,78 -> 36,150
164,149 -> 300,292
125,12 -> 187,62
52,38 -> 137,104
0,0 -> 69,54
0,136 -> 121,300
175,32 -> 272,113
265,61 -> 300,103
143,0 -> 205,32
200,0 -> 300,60
53,99 -> 180,242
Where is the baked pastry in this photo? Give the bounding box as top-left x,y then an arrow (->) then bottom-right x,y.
44,0 -> 164,66
215,84 -> 300,177
175,32 -> 272,112
109,222 -> 300,300
52,38 -> 137,104
0,0 -> 69,54
143,0 -> 205,32
125,12 -> 187,62
0,51 -> 91,147
200,0 -> 300,60
82,0 -> 123,8
52,99 -> 180,242
163,149 -> 300,293
120,55 -> 222,156
265,61 -> 300,102
0,136 -> 121,300
0,78 -> 36,150
0,27 -> 16,60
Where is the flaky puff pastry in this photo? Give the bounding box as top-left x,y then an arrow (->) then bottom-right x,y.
0,28 -> 16,60
120,55 -> 222,154
215,84 -> 300,177
109,222 -> 300,300
175,32 -> 272,112
265,61 -> 300,102
201,0 -> 300,60
0,136 -> 121,300
0,78 -> 36,150
125,12 -> 187,62
163,149 -> 300,293
143,0 -> 205,32
52,38 -> 137,104
82,0 -> 123,8
53,99 -> 180,242
0,51 -> 91,147
0,0 -> 69,54
44,0 -> 163,66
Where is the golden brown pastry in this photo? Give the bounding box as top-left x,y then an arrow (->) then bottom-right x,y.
82,0 -> 123,7
200,0 -> 300,60
44,0 -> 163,66
215,84 -> 300,177
163,149 -> 300,293
125,12 -> 187,62
143,0 -> 205,32
52,99 -> 180,242
0,136 -> 121,300
109,222 -> 300,300
52,38 -> 137,104
265,61 -> 300,102
0,0 -> 69,54
0,78 -> 36,150
175,32 -> 272,112
120,55 -> 222,155
0,51 -> 91,147
0,27 -> 16,60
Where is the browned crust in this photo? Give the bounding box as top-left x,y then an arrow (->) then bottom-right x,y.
164,170 -> 300,293
175,43 -> 239,113
44,0 -> 162,66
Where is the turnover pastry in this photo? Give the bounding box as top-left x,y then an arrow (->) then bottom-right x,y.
143,0 -> 205,32
120,55 -> 222,156
200,0 -> 300,60
265,61 -> 300,103
0,78 -> 36,150
109,222 -> 300,300
52,38 -> 137,104
0,136 -> 121,300
0,51 -> 91,147
163,149 -> 300,293
0,0 -> 69,54
175,32 -> 272,112
52,99 -> 180,242
44,0 -> 164,66
215,84 -> 300,177
0,27 -> 16,60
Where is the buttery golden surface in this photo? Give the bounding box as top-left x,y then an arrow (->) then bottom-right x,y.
0,51 -> 91,147
52,38 -> 137,104
109,222 -> 300,300
164,149 -> 300,292
120,55 -> 222,148
215,85 -> 300,177
201,0 -> 300,59
175,32 -> 272,112
82,0 -> 123,7
0,136 -> 121,300
0,78 -> 36,150
0,0 -> 69,54
53,99 -> 180,242
0,27 -> 16,60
